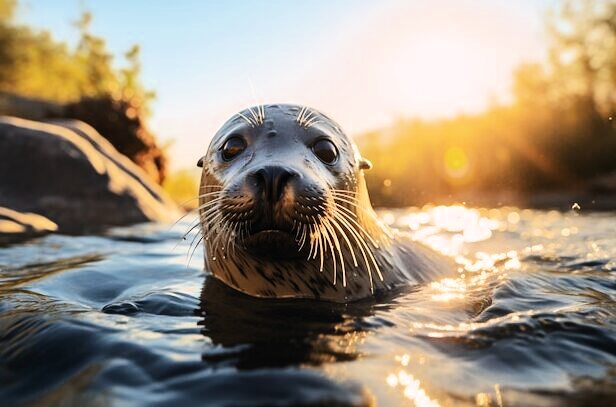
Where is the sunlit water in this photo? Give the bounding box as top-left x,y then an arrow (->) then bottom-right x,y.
1,206 -> 615,406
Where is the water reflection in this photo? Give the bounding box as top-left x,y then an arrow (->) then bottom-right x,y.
198,277 -> 400,370
384,354 -> 441,407
390,205 -> 501,257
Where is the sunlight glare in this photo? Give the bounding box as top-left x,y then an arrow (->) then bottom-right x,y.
444,147 -> 470,181
430,278 -> 466,303
409,205 -> 500,256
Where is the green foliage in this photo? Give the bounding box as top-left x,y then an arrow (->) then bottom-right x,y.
359,0 -> 616,206
0,0 -> 153,113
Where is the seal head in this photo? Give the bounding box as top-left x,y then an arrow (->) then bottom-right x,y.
198,104 -> 449,302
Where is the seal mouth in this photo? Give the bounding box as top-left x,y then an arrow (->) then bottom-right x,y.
243,228 -> 303,259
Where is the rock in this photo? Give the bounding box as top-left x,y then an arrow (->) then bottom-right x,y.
0,206 -> 57,244
0,92 -> 167,184
61,96 -> 168,184
0,116 -> 182,234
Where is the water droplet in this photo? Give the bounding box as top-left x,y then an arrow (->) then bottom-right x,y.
212,256 -> 217,261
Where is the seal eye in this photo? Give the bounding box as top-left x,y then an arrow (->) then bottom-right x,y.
312,139 -> 338,164
221,136 -> 246,161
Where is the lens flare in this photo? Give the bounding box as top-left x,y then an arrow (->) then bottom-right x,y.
444,147 -> 470,181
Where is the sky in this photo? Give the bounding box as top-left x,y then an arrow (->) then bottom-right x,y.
17,0 -> 555,170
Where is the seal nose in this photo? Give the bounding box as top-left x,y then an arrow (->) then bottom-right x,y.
251,166 -> 296,203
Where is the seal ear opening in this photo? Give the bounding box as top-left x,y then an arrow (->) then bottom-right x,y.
359,157 -> 373,171
197,157 -> 204,168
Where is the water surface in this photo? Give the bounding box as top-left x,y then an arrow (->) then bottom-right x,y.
1,206 -> 615,406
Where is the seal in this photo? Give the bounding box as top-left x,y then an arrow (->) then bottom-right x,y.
197,104 -> 452,302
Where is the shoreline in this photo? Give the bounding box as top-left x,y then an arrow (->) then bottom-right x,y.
371,191 -> 616,211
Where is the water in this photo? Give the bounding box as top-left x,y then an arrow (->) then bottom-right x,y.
1,206 -> 615,406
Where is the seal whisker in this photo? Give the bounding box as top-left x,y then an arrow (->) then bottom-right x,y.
194,196 -> 226,213
313,225 -> 320,260
199,198 -> 227,214
294,220 -> 303,244
259,103 -> 265,124
202,211 -> 225,236
188,215 -> 210,264
223,221 -> 235,256
209,213 -> 233,255
173,218 -> 201,251
243,221 -> 250,246
328,217 -> 359,288
196,191 -> 224,200
187,235 -> 204,267
199,203 -> 226,220
304,225 -> 312,255
317,222 -> 325,272
332,201 -> 383,281
296,106 -> 307,125
227,221 -> 240,256
299,224 -> 308,253
247,107 -> 260,126
302,109 -> 320,128
308,218 -> 320,260
319,218 -> 337,285
307,223 -> 316,258
330,195 -> 394,240
334,208 -> 377,291
197,205 -> 225,221
329,216 -> 359,268
175,191 -> 223,212
234,221 -> 247,255
193,197 -> 226,215
293,220 -> 301,241
199,184 -> 224,190
304,116 -> 321,128
218,212 -> 237,253
311,222 -> 320,260
322,217 -> 346,287
333,199 -> 380,248
301,109 -> 315,127
326,215 -> 357,287
330,189 -> 359,197
307,223 -> 317,259
171,192 -> 223,230
181,220 -> 203,242
237,111 -> 255,127
310,222 -> 320,260
340,219 -> 374,292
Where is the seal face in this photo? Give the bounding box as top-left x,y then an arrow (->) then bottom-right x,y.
198,104 -> 450,302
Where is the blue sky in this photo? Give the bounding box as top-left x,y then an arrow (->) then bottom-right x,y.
17,0 -> 554,169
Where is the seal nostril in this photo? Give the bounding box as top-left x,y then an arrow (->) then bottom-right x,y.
253,168 -> 267,190
250,166 -> 295,203
274,170 -> 293,201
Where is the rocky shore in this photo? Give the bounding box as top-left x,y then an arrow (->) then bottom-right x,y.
0,115 -> 182,242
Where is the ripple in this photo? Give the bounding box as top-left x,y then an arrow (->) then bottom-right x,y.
1,209 -> 615,405
102,291 -> 199,317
